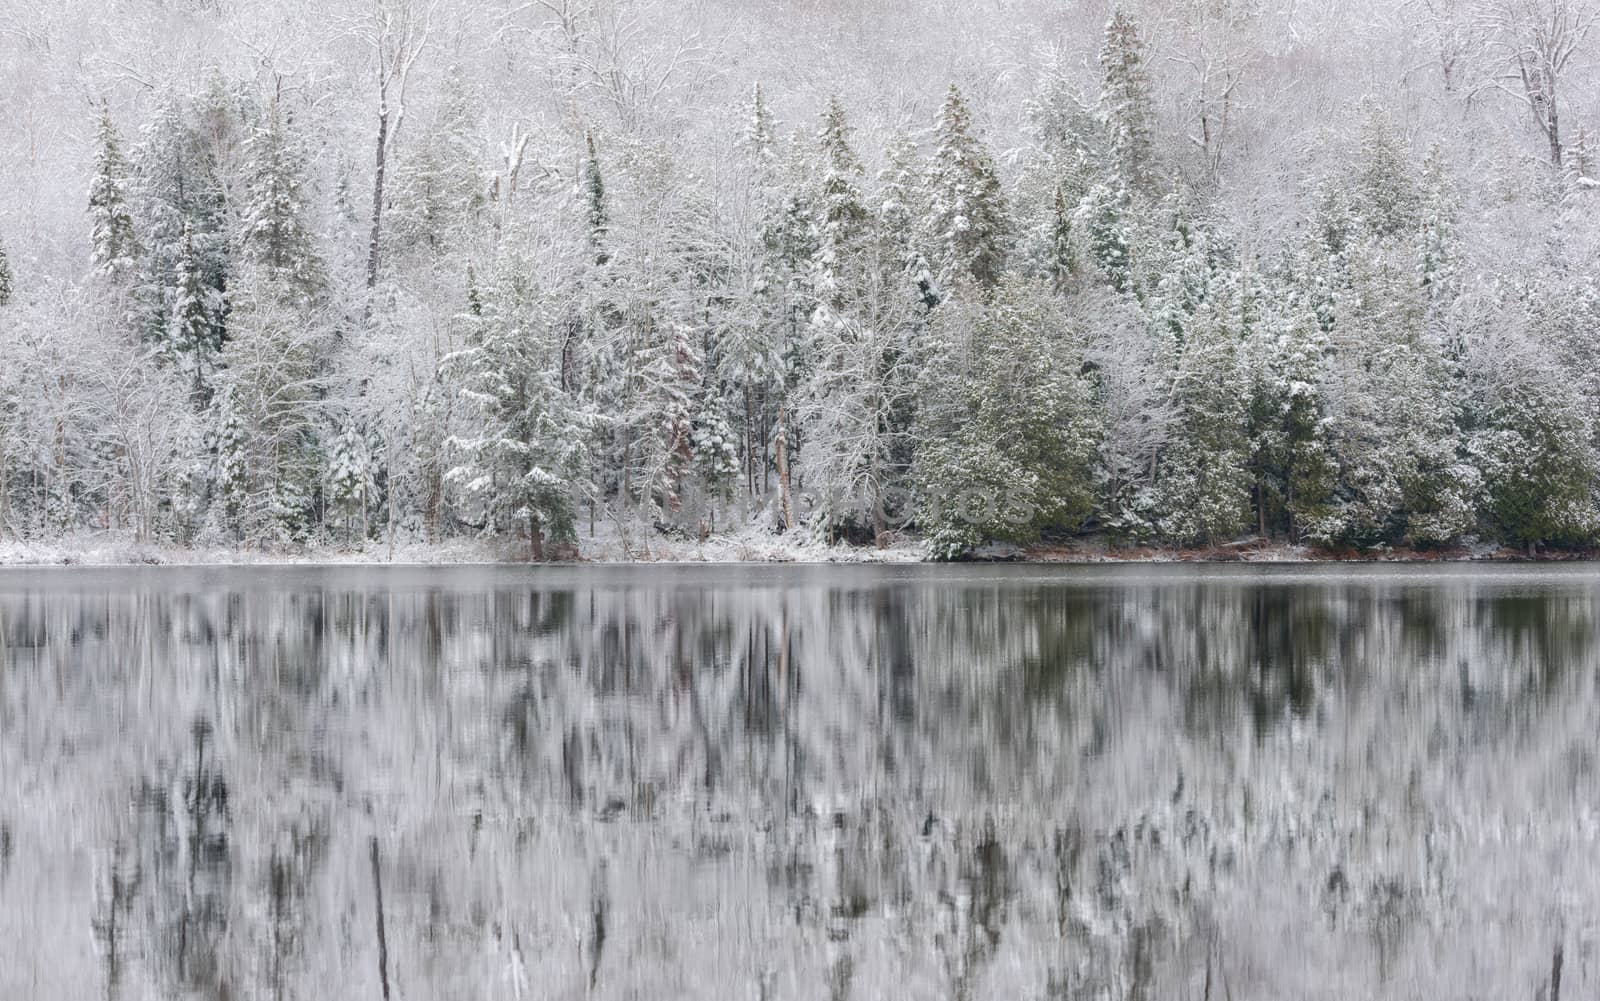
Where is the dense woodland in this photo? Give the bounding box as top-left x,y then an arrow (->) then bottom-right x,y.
1,0 -> 1599,558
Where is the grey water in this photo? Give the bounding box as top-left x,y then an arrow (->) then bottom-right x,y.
1,563 -> 1596,1001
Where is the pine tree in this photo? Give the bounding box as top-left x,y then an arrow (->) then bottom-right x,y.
914,278 -> 1099,558
813,96 -> 870,304
239,100 -> 322,295
873,132 -> 938,311
1352,100 -> 1418,238
213,386 -> 249,539
442,260 -> 594,557
739,82 -> 780,171
0,230 -> 13,307
1099,8 -> 1156,190
1077,181 -> 1134,294
130,91 -> 233,352
581,132 -> 608,263
922,84 -> 1010,289
1416,147 -> 1460,295
1152,275 -> 1253,544
1047,186 -> 1077,289
89,108 -> 140,278
170,223 -> 221,401
692,393 -> 741,501
328,423 -> 374,541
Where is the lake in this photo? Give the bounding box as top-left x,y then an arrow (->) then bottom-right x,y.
0,563 -> 1595,1000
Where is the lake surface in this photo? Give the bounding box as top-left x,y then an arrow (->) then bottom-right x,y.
1,563 -> 1596,1001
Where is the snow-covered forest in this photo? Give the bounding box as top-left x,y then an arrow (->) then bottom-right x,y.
2,0 -> 1599,559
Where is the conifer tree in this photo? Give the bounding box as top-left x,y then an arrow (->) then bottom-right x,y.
442,260 -> 593,558
1352,101 -> 1418,238
915,278 -> 1099,558
692,394 -> 741,501
813,96 -> 870,304
89,108 -> 140,279
739,82 -> 780,171
581,132 -> 608,263
628,322 -> 702,519
239,100 -> 322,295
131,92 -> 233,351
1099,8 -> 1156,190
1077,181 -> 1134,294
878,131 -> 937,306
0,231 -> 13,307
170,223 -> 221,401
922,84 -> 1009,289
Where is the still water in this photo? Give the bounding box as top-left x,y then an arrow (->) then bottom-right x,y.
0,564 -> 1596,1000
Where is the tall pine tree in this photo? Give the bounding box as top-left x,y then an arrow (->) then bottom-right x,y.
922,85 -> 1009,289
1099,8 -> 1156,190
89,108 -> 140,279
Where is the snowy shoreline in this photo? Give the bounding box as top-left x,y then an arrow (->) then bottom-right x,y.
0,533 -> 1582,567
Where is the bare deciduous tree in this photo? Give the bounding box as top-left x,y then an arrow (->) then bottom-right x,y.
1476,0 -> 1599,166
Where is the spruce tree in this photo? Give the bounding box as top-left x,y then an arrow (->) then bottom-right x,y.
89,108 -> 140,278
739,82 -> 780,171
442,260 -> 594,557
878,131 -> 937,307
1352,100 -> 1418,238
0,231 -> 12,307
914,278 -> 1099,558
922,84 -> 1009,289
813,95 -> 870,303
1099,8 -> 1156,190
239,100 -> 322,295
170,223 -> 220,401
581,132 -> 609,264
131,92 -> 232,351
628,322 -> 702,519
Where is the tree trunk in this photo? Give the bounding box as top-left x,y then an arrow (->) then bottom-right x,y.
366,105 -> 389,295
775,407 -> 794,530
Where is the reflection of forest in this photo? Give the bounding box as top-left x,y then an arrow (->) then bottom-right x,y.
0,568 -> 1595,1001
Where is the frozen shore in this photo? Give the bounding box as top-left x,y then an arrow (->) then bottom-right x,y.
0,530 -> 1579,567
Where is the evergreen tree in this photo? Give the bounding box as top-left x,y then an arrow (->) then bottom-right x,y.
212,385 -> 250,540
1077,181 -> 1134,294
169,223 -> 222,401
1351,100 -> 1418,238
442,260 -> 593,557
1416,147 -> 1460,295
692,393 -> 741,501
1099,8 -> 1156,189
922,84 -> 1010,289
739,82 -> 780,170
239,100 -> 322,296
1472,359 -> 1596,552
813,96 -> 870,304
878,131 -> 938,307
0,230 -> 13,307
1151,271 -> 1254,544
581,132 -> 608,263
131,91 -> 233,353
328,423 -> 374,541
89,108 -> 140,279
915,278 -> 1099,558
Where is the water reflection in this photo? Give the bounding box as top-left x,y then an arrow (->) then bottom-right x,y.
0,565 -> 1596,1000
